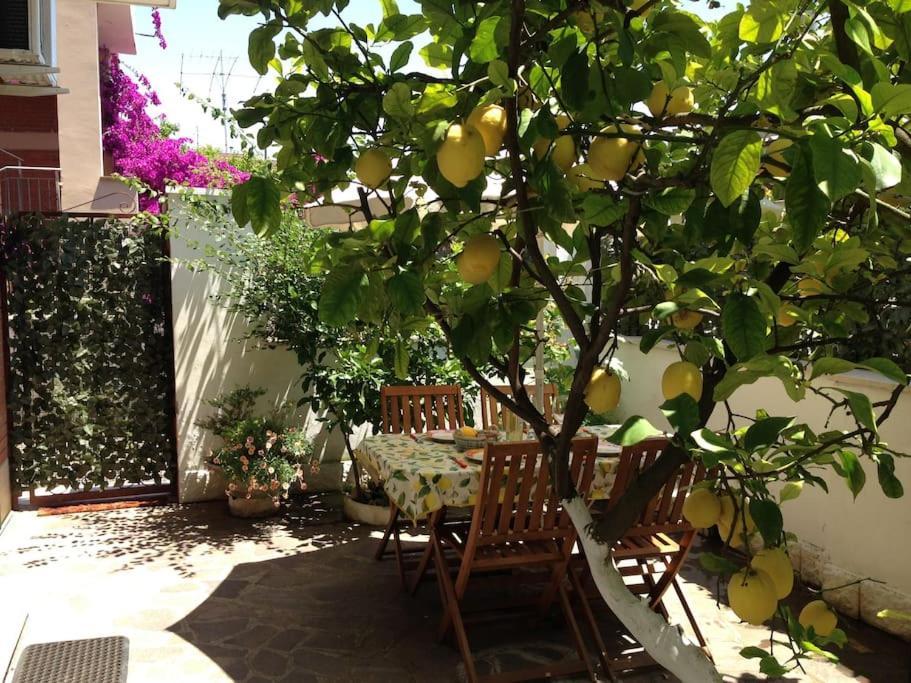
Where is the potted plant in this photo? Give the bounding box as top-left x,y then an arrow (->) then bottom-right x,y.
198,387 -> 318,517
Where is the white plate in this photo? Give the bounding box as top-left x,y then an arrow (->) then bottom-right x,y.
429,430 -> 455,443
463,449 -> 485,463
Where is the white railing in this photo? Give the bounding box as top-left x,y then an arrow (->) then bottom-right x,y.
0,164 -> 61,215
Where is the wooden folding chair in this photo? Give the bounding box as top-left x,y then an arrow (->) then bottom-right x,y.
479,383 -> 557,430
571,438 -> 711,675
428,438 -> 599,683
373,385 -> 464,586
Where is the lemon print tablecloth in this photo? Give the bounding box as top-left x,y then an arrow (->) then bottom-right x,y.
355,425 -> 623,522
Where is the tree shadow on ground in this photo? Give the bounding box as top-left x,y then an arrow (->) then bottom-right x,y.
6,493 -> 364,578
166,531 -> 594,683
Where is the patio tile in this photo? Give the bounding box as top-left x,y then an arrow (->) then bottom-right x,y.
0,495 -> 908,683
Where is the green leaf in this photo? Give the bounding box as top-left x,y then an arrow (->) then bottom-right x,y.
860,143 -> 902,191
780,481 -> 804,502
876,453 -> 904,498
393,339 -> 409,380
749,498 -> 783,546
487,59 -> 510,87
859,357 -> 909,385
642,187 -> 696,215
786,144 -> 830,251
889,0 -> 911,12
722,293 -> 768,361
469,15 -> 504,63
699,552 -> 740,574
230,182 -> 250,228
660,394 -> 700,435
811,357 -> 858,379
809,135 -> 861,201
607,416 -> 662,446
835,450 -> 866,498
739,0 -> 784,43
845,15 -> 873,54
743,416 -> 794,452
710,131 -> 762,207
248,22 -> 281,75
389,40 -> 413,72
387,271 -> 424,315
759,656 -> 789,678
581,195 -> 627,224
653,301 -> 679,320
318,267 -> 367,326
871,82 -> 911,119
243,176 -> 282,238
740,647 -> 768,660
835,388 -> 878,433
383,82 -> 414,119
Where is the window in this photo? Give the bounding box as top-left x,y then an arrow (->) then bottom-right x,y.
0,0 -> 54,66
0,0 -> 31,51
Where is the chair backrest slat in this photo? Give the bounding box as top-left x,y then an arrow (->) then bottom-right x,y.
608,438 -> 712,535
380,385 -> 464,434
468,438 -> 597,552
479,384 -> 557,429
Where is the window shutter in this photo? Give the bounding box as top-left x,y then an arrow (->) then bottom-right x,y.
0,0 -> 31,51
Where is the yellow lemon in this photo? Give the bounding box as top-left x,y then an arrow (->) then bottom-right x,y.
438,477 -> 452,491
776,303 -> 800,327
728,568 -> 779,625
671,309 -> 703,330
799,600 -> 838,637
459,426 -> 478,438
355,148 -> 392,189
646,82 -> 694,118
437,123 -> 486,187
567,164 -> 604,192
717,519 -> 749,549
584,368 -> 622,414
533,115 -> 576,171
763,138 -> 793,179
718,494 -> 756,532
588,124 -> 645,181
682,488 -> 722,528
751,548 -> 794,600
467,104 -> 508,156
661,360 -> 703,402
456,234 -> 501,284
797,277 -> 825,298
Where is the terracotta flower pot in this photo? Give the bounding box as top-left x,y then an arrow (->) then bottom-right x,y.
227,491 -> 279,518
343,494 -> 391,526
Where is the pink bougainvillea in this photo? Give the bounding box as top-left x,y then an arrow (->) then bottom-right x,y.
150,9 -> 167,50
99,51 -> 248,212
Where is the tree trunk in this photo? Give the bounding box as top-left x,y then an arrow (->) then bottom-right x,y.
563,497 -> 722,683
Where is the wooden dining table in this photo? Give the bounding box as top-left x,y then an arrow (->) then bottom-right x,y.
355,425 -> 623,523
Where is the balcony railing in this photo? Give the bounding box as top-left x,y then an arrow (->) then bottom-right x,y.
0,164 -> 61,215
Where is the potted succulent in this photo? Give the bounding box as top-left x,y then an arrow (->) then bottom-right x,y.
198,387 -> 318,517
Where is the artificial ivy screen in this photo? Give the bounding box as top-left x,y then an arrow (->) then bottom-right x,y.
3,214 -> 176,492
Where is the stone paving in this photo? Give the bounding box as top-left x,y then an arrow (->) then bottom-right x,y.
0,495 -> 908,682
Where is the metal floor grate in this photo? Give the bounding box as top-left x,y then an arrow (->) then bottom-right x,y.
11,636 -> 128,683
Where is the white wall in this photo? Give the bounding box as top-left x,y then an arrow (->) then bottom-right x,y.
168,193 -> 345,502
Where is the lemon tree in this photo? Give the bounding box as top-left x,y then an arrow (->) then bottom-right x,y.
220,0 -> 911,678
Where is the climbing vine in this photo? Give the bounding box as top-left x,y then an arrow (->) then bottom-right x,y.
2,214 -> 176,492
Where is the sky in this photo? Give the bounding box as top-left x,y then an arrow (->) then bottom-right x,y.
123,1 -> 735,153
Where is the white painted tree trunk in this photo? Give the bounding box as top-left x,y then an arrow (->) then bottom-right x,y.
563,496 -> 723,683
